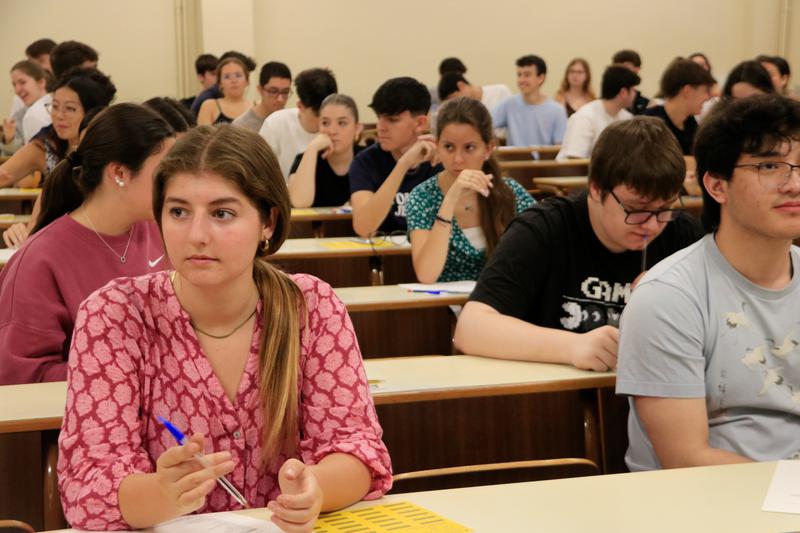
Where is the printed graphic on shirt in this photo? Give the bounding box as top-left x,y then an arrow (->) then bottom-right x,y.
394,192 -> 409,218
559,276 -> 632,331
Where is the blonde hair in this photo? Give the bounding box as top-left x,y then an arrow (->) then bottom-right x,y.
153,125 -> 304,462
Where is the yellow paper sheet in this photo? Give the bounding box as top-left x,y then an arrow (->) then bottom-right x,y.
314,501 -> 472,532
291,208 -> 321,215
320,240 -> 395,250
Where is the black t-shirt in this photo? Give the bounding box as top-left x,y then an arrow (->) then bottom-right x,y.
348,143 -> 442,232
289,145 -> 364,207
630,90 -> 650,115
644,105 -> 698,155
469,192 -> 703,333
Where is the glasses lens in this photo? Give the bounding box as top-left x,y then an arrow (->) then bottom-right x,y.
656,209 -> 680,222
758,162 -> 791,189
626,212 -> 652,225
370,231 -> 386,244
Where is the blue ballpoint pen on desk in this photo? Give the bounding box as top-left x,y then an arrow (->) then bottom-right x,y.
156,416 -> 250,509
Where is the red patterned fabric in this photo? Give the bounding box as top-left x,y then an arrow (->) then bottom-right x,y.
57,271 -> 392,530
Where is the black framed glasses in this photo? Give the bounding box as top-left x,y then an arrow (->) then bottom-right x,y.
264,87 -> 292,98
734,161 -> 800,190
609,190 -> 683,225
368,230 -> 409,245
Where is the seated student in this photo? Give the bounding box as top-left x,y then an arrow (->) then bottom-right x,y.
260,68 -> 337,178
557,65 -> 639,160
644,58 -> 714,155
25,38 -> 57,74
197,57 -> 253,126
722,60 -> 775,99
492,55 -> 567,146
430,57 -> 467,108
406,97 -> 534,283
50,40 -> 99,79
0,104 -> 174,385
453,117 -> 703,371
144,96 -> 196,134
554,58 -> 596,117
616,94 -> 800,471
757,54 -> 792,97
180,54 -> 218,109
0,68 -> 117,248
437,72 -> 512,113
288,94 -> 362,208
10,60 -> 52,144
57,125 -> 392,530
233,61 -> 292,132
612,49 -> 650,114
191,51 -> 256,115
350,77 -> 442,236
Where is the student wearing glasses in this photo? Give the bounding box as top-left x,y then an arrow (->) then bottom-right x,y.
57,125 -> 391,530
617,94 -> 800,470
233,62 -> 292,133
454,117 -> 703,371
197,57 -> 253,126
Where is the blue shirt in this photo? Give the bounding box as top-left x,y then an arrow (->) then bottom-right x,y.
492,95 -> 568,146
349,143 -> 442,233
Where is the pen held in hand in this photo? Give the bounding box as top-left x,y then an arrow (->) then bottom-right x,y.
156,416 -> 250,509
641,233 -> 649,272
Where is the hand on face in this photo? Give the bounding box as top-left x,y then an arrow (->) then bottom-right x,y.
400,134 -> 437,168
154,433 -> 236,516
452,169 -> 493,199
269,458 -> 323,533
309,133 -> 333,159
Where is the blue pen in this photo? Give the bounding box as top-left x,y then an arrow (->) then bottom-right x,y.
156,416 -> 250,508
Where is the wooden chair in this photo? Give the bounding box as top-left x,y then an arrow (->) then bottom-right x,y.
0,520 -> 35,532
494,145 -> 560,162
391,458 -> 600,494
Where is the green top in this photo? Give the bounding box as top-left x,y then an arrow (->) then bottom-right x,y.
406,175 -> 535,282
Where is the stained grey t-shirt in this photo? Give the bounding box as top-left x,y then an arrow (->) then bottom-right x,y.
617,234 -> 800,471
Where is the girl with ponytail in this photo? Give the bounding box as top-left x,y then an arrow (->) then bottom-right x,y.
0,103 -> 175,385
406,96 -> 535,282
58,125 -> 391,531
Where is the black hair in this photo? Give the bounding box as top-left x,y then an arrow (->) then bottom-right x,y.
439,57 -> 467,76
659,58 -> 715,99
25,38 -> 57,59
259,61 -> 292,86
219,50 -> 256,72
294,68 -> 338,114
438,72 -> 469,101
33,103 -> 174,234
695,94 -> 800,232
612,49 -> 642,67
516,55 -> 547,75
722,60 -> 775,98
688,52 -> 713,73
50,40 -> 98,79
369,76 -> 430,116
756,54 -> 791,77
144,97 -> 196,132
601,65 -> 641,100
194,53 -> 218,75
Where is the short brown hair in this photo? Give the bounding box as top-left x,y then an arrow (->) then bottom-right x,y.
590,116 -> 685,201
660,58 -> 715,99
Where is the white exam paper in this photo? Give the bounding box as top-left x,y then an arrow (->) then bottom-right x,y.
762,460 -> 800,514
150,512 -> 285,532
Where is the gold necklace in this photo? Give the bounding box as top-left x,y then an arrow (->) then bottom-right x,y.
169,271 -> 258,340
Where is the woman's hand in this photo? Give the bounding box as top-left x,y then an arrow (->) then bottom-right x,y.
308,133 -> 333,159
451,169 -> 493,200
269,458 -> 323,532
2,118 -> 16,144
2,222 -> 29,249
154,433 -> 235,516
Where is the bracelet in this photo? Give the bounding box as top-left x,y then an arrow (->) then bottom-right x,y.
435,214 -> 452,225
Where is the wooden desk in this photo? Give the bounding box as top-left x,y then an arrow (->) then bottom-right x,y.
533,176 -> 588,195
290,207 -> 351,223
273,237 -> 410,260
500,159 -> 590,188
494,145 -> 560,161
0,214 -> 30,229
335,285 -> 468,312
0,247 -> 15,268
48,462 -> 796,532
0,188 -> 41,202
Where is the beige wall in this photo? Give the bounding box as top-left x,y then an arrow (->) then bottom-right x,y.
1,0 -> 797,120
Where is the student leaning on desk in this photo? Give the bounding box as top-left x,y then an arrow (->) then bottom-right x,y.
57,126 -> 391,531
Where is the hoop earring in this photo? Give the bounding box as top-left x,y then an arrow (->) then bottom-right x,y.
261,238 -> 269,252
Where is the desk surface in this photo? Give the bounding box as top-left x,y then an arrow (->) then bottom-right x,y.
0,214 -> 30,229
48,462 -> 799,532
0,187 -> 41,201
290,206 -> 352,222
0,356 -> 612,433
533,176 -> 588,189
272,237 -> 411,260
334,284 -> 467,312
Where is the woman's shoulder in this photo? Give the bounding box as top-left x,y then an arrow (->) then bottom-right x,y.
81,271 -> 172,316
408,174 -> 441,201
289,272 -> 335,302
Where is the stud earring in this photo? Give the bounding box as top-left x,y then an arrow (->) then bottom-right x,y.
115,176 -> 125,187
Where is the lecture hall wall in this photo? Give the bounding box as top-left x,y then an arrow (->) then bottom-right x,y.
1,0 -> 799,121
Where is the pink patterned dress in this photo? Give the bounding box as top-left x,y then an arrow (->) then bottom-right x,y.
57,271 -> 392,530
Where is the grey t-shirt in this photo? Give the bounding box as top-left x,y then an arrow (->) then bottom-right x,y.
617,234 -> 800,471
232,108 -> 266,133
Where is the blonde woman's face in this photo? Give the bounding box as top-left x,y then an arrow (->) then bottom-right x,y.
319,104 -> 359,153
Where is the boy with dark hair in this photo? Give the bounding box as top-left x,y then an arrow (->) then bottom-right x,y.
557,65 -> 640,160
259,67 -> 337,177
437,72 -> 511,112
454,117 -> 702,370
50,40 -> 98,79
492,55 -> 567,146
429,57 -> 468,109
612,49 -> 650,114
617,95 -> 800,470
645,58 -> 714,155
25,38 -> 56,73
179,53 -> 218,109
233,61 -> 292,132
350,77 -> 442,236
